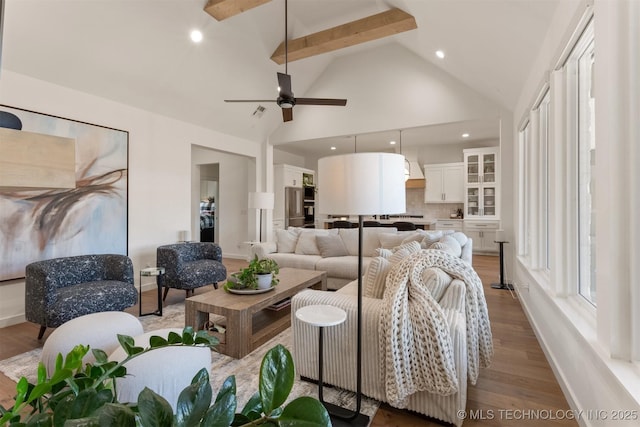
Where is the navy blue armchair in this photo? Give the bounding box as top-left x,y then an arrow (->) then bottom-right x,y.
157,242 -> 227,300
25,254 -> 137,339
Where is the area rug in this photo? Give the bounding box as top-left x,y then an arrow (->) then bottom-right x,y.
0,304 -> 379,423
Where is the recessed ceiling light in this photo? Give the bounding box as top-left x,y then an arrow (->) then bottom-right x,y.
389,140 -> 396,145
436,50 -> 445,59
190,30 -> 203,43
330,146 -> 337,150
462,133 -> 470,138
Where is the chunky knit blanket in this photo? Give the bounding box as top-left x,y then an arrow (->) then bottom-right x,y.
379,250 -> 493,406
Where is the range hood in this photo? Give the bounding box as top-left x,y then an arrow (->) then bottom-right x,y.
405,161 -> 425,188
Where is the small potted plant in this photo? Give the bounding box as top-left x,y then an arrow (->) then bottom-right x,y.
228,256 -> 279,290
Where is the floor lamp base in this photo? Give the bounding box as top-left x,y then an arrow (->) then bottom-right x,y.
322,402 -> 370,427
491,282 -> 514,290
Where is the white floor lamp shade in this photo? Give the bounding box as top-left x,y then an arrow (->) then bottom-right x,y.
317,153 -> 405,425
248,192 -> 274,242
318,152 -> 406,215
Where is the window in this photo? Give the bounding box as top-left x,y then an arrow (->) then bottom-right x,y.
518,122 -> 530,258
567,21 -> 595,304
538,91 -> 551,270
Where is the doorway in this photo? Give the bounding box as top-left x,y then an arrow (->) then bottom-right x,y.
200,163 -> 219,243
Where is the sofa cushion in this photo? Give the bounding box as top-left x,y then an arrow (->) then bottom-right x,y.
315,256 -> 371,280
316,234 -> 349,258
363,256 -> 392,299
294,229 -> 337,255
276,228 -> 300,253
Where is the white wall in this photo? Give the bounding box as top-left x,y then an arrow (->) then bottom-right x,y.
0,71 -> 261,327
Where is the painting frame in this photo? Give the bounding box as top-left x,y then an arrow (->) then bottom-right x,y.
0,104 -> 129,282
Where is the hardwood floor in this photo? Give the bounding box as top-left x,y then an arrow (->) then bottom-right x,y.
0,256 -> 576,426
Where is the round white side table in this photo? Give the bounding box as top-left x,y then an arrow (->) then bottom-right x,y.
295,304 -> 347,405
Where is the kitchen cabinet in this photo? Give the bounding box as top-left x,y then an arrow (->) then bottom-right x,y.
464,148 -> 499,219
464,220 -> 499,254
435,219 -> 463,232
424,163 -> 464,203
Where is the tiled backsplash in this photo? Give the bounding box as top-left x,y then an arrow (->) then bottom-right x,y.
406,188 -> 464,219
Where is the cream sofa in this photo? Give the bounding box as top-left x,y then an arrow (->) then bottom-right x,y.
251,227 -> 473,290
291,243 -> 490,426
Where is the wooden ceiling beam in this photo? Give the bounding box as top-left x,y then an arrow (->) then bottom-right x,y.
270,8 -> 417,65
204,0 -> 271,21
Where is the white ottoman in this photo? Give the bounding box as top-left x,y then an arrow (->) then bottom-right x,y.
41,311 -> 143,375
109,328 -> 212,410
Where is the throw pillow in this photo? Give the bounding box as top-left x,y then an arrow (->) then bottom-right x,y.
294,229 -> 337,255
363,256 -> 392,299
375,248 -> 393,259
450,231 -> 469,247
429,241 -> 458,257
422,267 -> 453,301
400,230 -> 427,245
439,235 -> 462,257
276,228 -> 300,253
316,234 -> 349,258
389,241 -> 422,265
378,233 -> 407,249
420,231 -> 444,249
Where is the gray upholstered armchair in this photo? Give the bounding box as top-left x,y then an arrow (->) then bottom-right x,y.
156,242 -> 227,300
25,254 -> 137,339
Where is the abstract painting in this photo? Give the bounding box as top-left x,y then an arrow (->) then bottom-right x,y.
0,105 -> 128,281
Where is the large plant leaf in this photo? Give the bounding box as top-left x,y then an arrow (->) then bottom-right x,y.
278,397 -> 331,427
174,369 -> 212,427
23,412 -> 52,426
259,345 -> 294,414
61,417 -> 100,426
149,335 -> 169,348
200,392 -> 236,427
65,388 -> 108,420
137,387 -> 173,427
214,376 -> 235,404
239,391 -> 262,418
95,403 -> 136,427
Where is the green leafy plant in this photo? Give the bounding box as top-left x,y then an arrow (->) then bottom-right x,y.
227,256 -> 280,290
0,328 -> 329,427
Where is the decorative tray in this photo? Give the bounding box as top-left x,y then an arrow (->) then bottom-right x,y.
226,287 -> 274,295
224,276 -> 274,294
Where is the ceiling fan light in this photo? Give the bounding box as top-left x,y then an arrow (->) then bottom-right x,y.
280,101 -> 294,108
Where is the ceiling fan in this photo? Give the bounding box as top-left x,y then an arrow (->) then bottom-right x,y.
224,0 -> 347,122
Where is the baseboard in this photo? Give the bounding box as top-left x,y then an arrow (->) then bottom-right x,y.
0,314 -> 26,328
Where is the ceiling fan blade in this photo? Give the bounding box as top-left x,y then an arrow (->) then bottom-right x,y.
277,72 -> 293,98
282,108 -> 293,122
295,98 -> 347,106
225,99 -> 276,103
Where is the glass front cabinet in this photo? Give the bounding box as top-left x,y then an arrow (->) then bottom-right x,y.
463,147 -> 499,219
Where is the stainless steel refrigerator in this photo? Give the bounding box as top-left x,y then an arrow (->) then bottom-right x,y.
285,186 -> 305,228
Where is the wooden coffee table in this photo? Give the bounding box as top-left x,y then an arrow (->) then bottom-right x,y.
185,267 -> 327,359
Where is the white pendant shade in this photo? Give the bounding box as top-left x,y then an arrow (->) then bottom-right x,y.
318,153 -> 406,215
248,192 -> 274,209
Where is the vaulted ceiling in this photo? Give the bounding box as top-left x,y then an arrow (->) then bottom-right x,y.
1,0 -> 560,154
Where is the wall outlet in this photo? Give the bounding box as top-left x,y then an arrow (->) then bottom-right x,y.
517,282 -> 529,293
